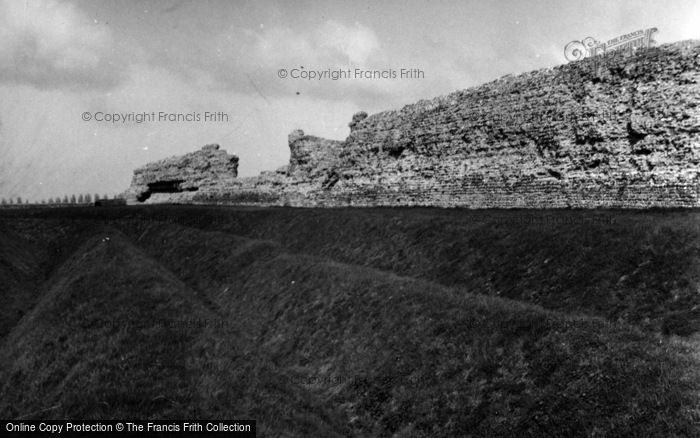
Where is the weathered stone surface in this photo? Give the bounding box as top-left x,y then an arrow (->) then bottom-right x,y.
287,130 -> 344,179
127,40 -> 700,208
349,111 -> 368,131
125,144 -> 238,203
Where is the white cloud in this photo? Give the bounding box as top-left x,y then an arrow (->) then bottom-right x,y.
316,20 -> 380,65
0,0 -> 119,88
198,20 -> 431,109
239,19 -> 380,69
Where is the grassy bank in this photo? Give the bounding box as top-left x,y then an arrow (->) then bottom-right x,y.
0,209 -> 697,436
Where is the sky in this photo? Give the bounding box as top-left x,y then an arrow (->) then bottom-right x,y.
0,0 -> 698,202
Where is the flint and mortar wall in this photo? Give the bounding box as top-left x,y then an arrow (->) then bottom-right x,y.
126,144 -> 239,203
129,40 -> 700,208
292,40 -> 700,208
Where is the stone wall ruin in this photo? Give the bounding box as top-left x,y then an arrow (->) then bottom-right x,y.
126,40 -> 700,208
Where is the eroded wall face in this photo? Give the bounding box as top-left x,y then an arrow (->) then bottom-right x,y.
282,41 -> 699,208
287,130 -> 345,180
126,144 -> 239,203
129,41 -> 700,208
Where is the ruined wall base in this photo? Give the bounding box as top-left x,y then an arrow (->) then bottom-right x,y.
181,180 -> 700,208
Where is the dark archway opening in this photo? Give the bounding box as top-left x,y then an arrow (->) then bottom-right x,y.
137,180 -> 198,202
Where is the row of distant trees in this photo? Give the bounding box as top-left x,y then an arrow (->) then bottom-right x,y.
0,194 -> 119,206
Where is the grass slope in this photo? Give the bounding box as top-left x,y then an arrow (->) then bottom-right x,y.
119,221 -> 699,437
0,209 -> 698,436
0,227 -> 349,437
0,228 -> 48,339
0,218 -> 118,339
15,206 -> 700,334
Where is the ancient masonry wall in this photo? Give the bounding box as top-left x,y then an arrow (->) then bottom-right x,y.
129,40 -> 700,208
127,144 -> 239,203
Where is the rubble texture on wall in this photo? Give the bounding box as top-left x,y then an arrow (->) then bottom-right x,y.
126,144 -> 239,202
127,40 -> 700,208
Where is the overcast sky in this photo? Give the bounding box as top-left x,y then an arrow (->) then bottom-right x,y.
0,0 -> 698,201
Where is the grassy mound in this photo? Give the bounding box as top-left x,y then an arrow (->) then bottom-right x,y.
0,209 -> 697,436
0,227 -> 348,436
119,221 -> 699,437
0,228 -> 47,339
18,206 -> 700,334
